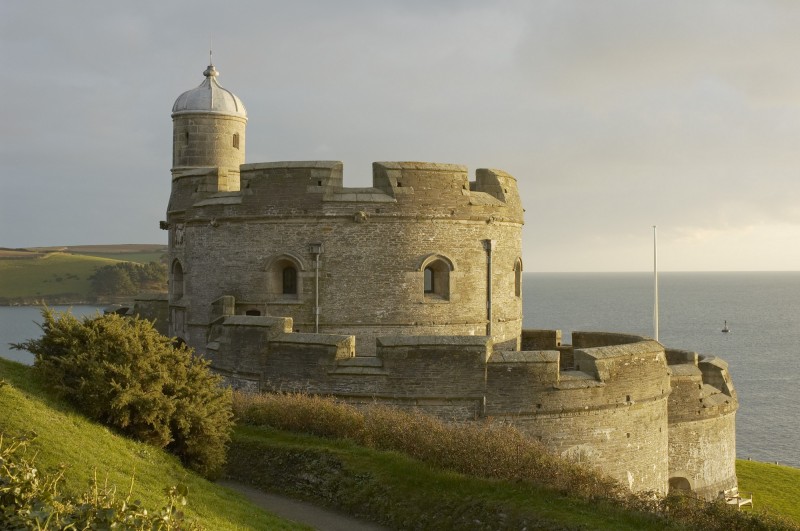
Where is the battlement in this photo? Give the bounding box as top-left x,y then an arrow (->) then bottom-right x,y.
169,160 -> 523,223
205,317 -> 671,416
666,348 -> 738,421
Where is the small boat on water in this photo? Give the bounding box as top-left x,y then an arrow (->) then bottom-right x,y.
722,320 -> 730,333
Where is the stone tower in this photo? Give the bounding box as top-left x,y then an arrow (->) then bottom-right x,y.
169,63 -> 247,212
167,63 -> 247,338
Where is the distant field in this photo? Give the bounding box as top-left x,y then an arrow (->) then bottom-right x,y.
72,251 -> 166,264
30,244 -> 166,254
0,244 -> 167,303
42,245 -> 166,264
0,252 -> 120,299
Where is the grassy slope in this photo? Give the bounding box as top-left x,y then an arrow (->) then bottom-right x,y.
229,426 -> 673,531
738,459 -> 800,523
0,359 -> 307,531
2,357 -> 798,530
71,251 -> 165,264
0,246 -> 166,301
0,252 -> 119,298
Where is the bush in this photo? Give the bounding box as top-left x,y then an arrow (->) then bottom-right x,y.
0,432 -> 201,530
13,309 -> 233,479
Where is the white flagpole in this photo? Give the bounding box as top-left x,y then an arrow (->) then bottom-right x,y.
653,225 -> 659,341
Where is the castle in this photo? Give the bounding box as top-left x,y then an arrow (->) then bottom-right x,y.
144,62 -> 739,498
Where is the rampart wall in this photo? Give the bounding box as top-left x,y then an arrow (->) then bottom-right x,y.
666,348 -> 738,497
486,337 -> 671,493
203,314 -> 685,493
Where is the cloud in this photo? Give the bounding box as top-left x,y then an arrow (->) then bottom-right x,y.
2,1 -> 800,270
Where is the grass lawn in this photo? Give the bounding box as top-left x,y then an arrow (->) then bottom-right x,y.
738,459 -> 800,524
0,358 -> 308,530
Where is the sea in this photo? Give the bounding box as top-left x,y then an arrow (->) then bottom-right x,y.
1,272 -> 798,468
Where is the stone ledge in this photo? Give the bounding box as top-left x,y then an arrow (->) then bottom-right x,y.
241,160 -> 343,171
376,335 -> 491,348
488,350 -> 559,364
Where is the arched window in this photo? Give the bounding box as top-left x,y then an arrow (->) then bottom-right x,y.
420,255 -> 453,300
282,266 -> 298,295
265,254 -> 306,300
171,260 -> 184,299
232,132 -> 240,149
514,258 -> 523,298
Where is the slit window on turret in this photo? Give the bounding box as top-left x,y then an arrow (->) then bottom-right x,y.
232,133 -> 240,149
171,260 -> 185,299
282,266 -> 297,294
514,259 -> 522,298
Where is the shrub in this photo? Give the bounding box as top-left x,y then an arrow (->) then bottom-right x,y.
0,432 -> 201,530
13,309 -> 233,479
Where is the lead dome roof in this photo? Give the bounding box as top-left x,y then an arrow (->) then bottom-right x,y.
172,64 -> 247,119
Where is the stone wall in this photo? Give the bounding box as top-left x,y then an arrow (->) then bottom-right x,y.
172,113 -> 246,173
133,292 -> 169,336
666,348 -> 738,498
205,317 -> 678,494
486,336 -> 671,493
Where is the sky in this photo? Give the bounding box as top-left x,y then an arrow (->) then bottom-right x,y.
2,0 -> 800,272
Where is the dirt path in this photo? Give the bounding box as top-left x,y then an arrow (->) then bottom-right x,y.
218,480 -> 389,531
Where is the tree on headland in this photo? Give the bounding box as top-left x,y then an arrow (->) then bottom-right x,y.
89,261 -> 167,297
12,309 -> 233,479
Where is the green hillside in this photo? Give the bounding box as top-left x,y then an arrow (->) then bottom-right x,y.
0,358 -> 306,530
0,245 -> 167,303
738,460 -> 800,523
0,252 -> 119,300
2,355 -> 798,530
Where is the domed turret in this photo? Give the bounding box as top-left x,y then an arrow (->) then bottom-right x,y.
171,63 -> 247,172
172,64 -> 247,118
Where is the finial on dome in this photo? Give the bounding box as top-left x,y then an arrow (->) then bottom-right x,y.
203,64 -> 219,78
204,40 -> 217,78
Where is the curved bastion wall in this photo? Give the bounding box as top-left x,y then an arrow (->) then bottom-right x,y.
486,332 -> 671,493
167,161 -> 524,355
665,348 -> 738,498
182,317 -> 737,496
